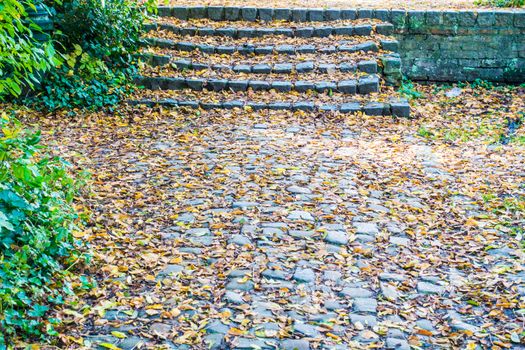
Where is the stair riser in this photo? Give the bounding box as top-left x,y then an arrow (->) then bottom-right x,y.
136,76 -> 380,95
143,38 -> 393,55
146,23 -> 394,37
128,99 -> 410,117
139,54 -> 379,75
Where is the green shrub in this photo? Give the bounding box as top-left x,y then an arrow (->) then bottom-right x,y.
474,0 -> 524,7
36,46 -> 136,111
0,111 -> 86,346
0,0 -> 57,98
29,0 -> 148,110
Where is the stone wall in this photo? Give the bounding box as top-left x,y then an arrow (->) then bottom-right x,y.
390,10 -> 525,82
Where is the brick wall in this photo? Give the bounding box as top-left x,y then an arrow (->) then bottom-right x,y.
391,10 -> 525,82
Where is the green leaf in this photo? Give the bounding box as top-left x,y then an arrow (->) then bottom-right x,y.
0,211 -> 14,231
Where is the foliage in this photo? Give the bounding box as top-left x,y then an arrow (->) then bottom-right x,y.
399,79 -> 424,100
1,0 -> 155,110
36,46 -> 137,111
474,0 -> 524,7
30,0 -> 147,110
0,0 -> 58,98
0,111 -> 86,345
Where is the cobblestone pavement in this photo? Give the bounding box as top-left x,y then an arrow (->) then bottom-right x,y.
42,99 -> 524,349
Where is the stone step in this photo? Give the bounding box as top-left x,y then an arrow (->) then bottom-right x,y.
143,29 -> 398,52
146,21 -> 394,38
141,68 -> 368,84
128,97 -> 410,117
156,6 -> 393,23
140,46 -> 386,64
135,75 -> 380,94
142,37 -> 396,55
140,53 -> 379,74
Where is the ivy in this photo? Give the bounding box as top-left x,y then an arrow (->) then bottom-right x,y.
0,111 -> 88,346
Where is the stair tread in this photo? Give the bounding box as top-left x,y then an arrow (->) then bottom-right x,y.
140,47 -> 384,64
141,67 -> 370,81
150,17 -> 385,28
135,87 -> 398,102
137,74 -> 379,94
143,37 -> 393,57
144,31 -> 390,48
128,97 -> 409,116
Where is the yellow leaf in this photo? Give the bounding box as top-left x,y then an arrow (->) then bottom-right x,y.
416,329 -> 434,336
99,343 -> 121,350
170,257 -> 183,264
111,331 -> 127,339
465,217 -> 479,227
228,328 -> 245,336
72,231 -> 86,238
237,276 -> 250,284
326,333 -> 340,340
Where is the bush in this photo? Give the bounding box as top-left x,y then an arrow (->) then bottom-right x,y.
30,0 -> 149,110
474,0 -> 524,7
0,111 -> 86,346
0,0 -> 57,98
2,0 -> 155,110
37,46 -> 136,111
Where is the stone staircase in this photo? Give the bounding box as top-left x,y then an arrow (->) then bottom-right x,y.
133,6 -> 410,117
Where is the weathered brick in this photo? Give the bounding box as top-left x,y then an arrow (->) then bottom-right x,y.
357,9 -> 373,19
407,10 -> 426,33
325,9 -> 341,21
292,8 -> 308,22
477,10 -> 495,26
207,6 -> 224,20
442,11 -> 458,27
375,23 -> 394,35
157,6 -> 171,17
274,8 -> 291,20
391,10 -> 407,29
425,10 -> 442,26
258,8 -> 274,21
171,6 -> 188,19
341,9 -> 357,20
224,7 -> 240,20
308,8 -> 325,21
373,9 -> 391,22
189,6 -> 207,19
457,11 -> 477,26
514,12 -> 525,28
241,7 -> 258,21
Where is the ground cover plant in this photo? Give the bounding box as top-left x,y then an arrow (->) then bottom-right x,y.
0,109 -> 87,347
0,0 -> 151,346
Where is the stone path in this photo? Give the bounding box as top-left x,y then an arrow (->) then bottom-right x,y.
43,94 -> 525,349
36,5 -> 524,350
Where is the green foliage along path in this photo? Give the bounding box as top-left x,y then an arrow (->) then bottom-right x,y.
0,111 -> 86,346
